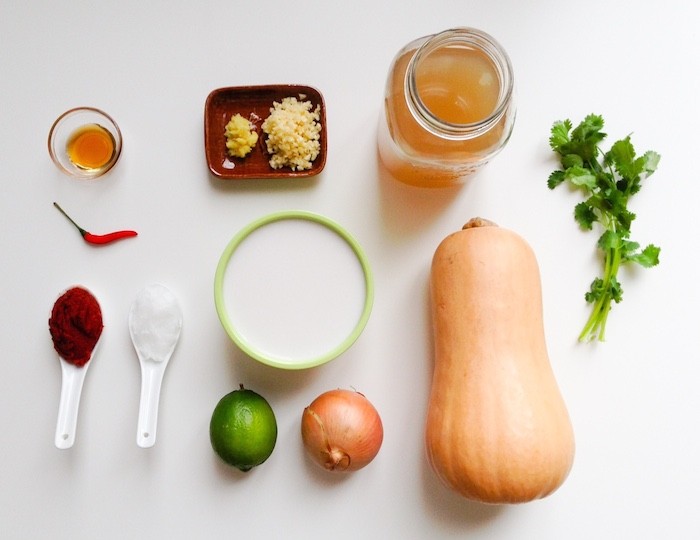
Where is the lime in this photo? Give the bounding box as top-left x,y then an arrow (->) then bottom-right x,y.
209,385 -> 278,471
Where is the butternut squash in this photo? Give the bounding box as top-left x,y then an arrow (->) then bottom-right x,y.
426,218 -> 574,504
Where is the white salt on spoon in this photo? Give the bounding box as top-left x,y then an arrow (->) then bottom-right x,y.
128,283 -> 183,448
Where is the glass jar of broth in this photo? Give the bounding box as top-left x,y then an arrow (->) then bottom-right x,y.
378,27 -> 515,187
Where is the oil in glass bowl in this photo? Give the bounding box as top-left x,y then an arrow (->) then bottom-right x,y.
49,107 -> 122,179
66,124 -> 116,171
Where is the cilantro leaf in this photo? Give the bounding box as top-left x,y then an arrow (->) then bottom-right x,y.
609,276 -> 623,303
607,137 -> 639,181
562,153 -> 584,169
597,229 -> 622,251
549,119 -> 572,151
571,114 -> 605,144
642,151 -> 661,174
620,239 -> 641,256
564,114 -> 607,162
584,277 -> 605,303
565,165 -> 598,189
625,244 -> 661,267
547,170 -> 566,189
574,201 -> 597,230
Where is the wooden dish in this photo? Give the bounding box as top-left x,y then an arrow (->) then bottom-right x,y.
204,85 -> 327,179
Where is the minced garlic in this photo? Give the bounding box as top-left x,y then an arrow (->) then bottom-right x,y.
224,113 -> 258,158
261,97 -> 321,171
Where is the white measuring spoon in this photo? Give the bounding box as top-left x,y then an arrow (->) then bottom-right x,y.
55,342 -> 99,449
50,286 -> 103,450
129,283 -> 183,448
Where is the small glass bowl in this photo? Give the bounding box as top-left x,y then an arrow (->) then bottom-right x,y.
48,107 -> 122,179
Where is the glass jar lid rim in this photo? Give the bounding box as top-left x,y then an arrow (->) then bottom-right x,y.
405,27 -> 515,139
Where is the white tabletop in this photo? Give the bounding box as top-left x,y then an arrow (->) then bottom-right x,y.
1,1 -> 698,538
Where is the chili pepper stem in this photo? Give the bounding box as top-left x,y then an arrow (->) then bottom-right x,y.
53,202 -> 89,237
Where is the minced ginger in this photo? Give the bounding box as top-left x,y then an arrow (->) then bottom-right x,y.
224,113 -> 258,158
261,97 -> 321,170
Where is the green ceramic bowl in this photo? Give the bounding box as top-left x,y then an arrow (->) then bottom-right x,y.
214,210 -> 374,370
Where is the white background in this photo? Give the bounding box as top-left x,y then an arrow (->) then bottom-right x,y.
1,1 -> 698,538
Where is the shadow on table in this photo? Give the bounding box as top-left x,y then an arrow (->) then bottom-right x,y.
375,148 -> 476,239
421,456 -> 505,530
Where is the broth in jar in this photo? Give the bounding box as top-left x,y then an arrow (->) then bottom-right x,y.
378,28 -> 515,187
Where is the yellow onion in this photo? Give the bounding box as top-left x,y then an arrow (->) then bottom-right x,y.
301,389 -> 383,472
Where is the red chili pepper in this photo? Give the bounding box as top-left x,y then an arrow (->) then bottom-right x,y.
53,202 -> 138,245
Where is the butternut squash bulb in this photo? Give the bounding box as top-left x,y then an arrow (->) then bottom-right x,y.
426,218 -> 575,504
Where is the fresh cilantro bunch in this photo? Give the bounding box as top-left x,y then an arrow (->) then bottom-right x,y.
548,114 -> 661,342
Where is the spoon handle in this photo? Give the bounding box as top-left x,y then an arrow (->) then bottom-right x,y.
55,360 -> 89,449
137,361 -> 167,448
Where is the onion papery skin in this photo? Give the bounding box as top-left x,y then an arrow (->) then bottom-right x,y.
301,389 -> 383,472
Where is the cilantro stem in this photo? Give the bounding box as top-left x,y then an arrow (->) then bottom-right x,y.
578,303 -> 602,342
601,247 -> 623,339
579,245 -> 621,342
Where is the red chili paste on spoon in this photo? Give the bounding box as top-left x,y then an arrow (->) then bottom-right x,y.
49,287 -> 103,367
